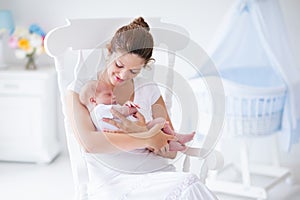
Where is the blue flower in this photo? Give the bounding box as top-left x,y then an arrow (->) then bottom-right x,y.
29,24 -> 46,37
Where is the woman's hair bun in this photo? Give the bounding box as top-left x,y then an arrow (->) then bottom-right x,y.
110,17 -> 154,63
129,17 -> 150,31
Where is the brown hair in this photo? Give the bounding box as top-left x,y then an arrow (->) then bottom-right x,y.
108,17 -> 154,65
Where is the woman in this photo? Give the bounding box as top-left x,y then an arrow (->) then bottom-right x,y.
66,17 -> 217,199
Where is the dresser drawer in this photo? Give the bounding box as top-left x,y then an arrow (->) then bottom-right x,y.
0,79 -> 45,95
0,66 -> 60,164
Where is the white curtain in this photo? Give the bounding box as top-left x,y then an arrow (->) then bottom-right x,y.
208,0 -> 300,150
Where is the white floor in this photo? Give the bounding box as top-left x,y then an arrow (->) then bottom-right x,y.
213,170 -> 300,200
0,153 -> 74,200
0,153 -> 299,200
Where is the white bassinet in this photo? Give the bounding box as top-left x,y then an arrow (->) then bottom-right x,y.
189,66 -> 287,137
191,66 -> 291,200
220,66 -> 287,137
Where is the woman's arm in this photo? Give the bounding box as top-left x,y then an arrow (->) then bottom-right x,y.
152,96 -> 177,159
66,90 -> 173,153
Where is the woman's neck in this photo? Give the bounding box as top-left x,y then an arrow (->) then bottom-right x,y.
114,79 -> 134,105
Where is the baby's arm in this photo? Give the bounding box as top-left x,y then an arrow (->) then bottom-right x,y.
102,102 -> 140,133
146,117 -> 166,129
111,103 -> 138,117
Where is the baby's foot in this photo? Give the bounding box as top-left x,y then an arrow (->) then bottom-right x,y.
176,132 -> 195,144
162,121 -> 175,135
169,141 -> 187,151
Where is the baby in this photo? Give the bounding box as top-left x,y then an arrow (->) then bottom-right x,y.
79,80 -> 195,152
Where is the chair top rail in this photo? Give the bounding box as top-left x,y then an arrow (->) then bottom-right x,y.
45,18 -> 190,59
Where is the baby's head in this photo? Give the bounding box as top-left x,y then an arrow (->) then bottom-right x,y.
79,80 -> 116,111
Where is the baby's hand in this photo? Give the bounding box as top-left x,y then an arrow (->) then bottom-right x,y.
124,101 -> 140,109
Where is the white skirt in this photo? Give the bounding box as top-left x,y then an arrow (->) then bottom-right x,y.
88,171 -> 217,200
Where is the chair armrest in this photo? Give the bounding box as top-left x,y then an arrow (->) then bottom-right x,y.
182,146 -> 224,171
181,146 -> 209,158
181,146 -> 224,183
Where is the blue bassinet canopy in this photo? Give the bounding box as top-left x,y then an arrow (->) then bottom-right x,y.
208,0 -> 300,150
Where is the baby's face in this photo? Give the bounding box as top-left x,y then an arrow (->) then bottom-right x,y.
95,84 -> 116,105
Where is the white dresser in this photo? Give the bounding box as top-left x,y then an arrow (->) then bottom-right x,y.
0,66 -> 60,163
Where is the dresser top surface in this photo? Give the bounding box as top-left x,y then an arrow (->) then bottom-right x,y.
0,66 -> 56,79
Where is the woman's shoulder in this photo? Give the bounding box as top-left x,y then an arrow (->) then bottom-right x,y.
134,76 -> 158,88
134,76 -> 161,104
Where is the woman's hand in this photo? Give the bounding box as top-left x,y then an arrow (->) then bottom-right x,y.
102,108 -> 148,133
103,109 -> 176,153
145,129 -> 176,154
130,123 -> 176,154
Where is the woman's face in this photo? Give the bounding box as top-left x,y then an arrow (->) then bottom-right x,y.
106,52 -> 145,86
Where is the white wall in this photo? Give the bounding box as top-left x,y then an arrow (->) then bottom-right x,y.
1,0 -> 299,167
1,0 -> 299,59
0,0 -> 233,49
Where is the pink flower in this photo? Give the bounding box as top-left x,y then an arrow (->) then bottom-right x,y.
8,25 -> 47,60
8,36 -> 18,48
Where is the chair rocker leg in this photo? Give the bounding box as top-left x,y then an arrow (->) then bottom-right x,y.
206,138 -> 291,200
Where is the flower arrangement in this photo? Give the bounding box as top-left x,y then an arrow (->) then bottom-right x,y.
8,24 -> 46,70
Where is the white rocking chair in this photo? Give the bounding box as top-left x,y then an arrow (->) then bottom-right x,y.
44,18 -> 223,200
